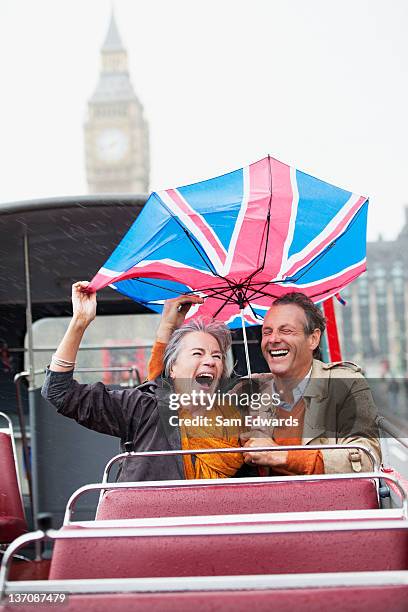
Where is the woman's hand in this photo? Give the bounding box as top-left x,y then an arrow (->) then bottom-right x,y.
71,281 -> 97,328
241,436 -> 288,466
49,282 -> 96,372
156,295 -> 204,343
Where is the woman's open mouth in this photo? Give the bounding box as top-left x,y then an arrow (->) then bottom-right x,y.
195,373 -> 215,388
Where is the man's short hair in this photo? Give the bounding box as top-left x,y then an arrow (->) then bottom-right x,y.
271,292 -> 326,360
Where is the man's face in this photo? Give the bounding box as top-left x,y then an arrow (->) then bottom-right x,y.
261,304 -> 320,380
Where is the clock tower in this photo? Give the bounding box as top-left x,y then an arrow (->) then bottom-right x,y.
84,13 -> 149,193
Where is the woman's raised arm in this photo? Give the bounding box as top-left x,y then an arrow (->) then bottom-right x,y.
49,281 -> 96,372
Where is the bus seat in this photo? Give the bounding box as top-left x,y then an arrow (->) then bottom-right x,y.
0,431 -> 27,543
49,525 -> 408,580
95,478 -> 379,521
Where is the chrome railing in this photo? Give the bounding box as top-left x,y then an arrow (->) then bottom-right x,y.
102,443 -> 380,483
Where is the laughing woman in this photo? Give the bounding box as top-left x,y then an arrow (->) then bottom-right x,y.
41,282 -> 245,481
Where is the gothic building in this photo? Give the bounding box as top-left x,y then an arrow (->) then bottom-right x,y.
84,14 -> 149,193
335,206 -> 408,376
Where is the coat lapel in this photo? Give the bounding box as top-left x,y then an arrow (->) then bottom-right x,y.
302,360 -> 330,444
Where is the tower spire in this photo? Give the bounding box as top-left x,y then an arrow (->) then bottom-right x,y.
102,11 -> 124,52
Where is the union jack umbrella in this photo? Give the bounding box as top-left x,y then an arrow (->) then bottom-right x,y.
89,156 -> 368,373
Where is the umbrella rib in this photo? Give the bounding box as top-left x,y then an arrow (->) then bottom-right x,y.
172,224 -> 241,297
133,279 -> 239,303
154,193 -> 219,276
247,301 -> 264,322
132,278 -> 195,297
197,285 -> 242,304
211,292 -> 240,319
179,226 -> 218,275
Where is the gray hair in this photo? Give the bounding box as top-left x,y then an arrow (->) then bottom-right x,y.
163,318 -> 232,379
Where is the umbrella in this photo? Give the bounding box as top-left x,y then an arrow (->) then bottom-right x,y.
89,156 -> 368,375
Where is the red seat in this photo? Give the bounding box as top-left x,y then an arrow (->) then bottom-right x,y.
0,431 -> 27,543
96,478 -> 379,521
8,586 -> 408,612
49,525 -> 408,580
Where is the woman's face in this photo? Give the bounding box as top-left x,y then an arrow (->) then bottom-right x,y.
170,331 -> 224,395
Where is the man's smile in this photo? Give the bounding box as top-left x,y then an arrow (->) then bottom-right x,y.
268,348 -> 290,360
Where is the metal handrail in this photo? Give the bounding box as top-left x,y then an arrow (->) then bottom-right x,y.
9,338 -> 257,352
76,507 -> 404,529
2,512 -> 408,599
64,470 -> 405,525
3,571 -> 408,598
377,415 -> 408,451
102,443 -> 380,483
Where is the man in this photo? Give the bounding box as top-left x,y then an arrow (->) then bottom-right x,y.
240,292 -> 381,474
148,292 -> 381,475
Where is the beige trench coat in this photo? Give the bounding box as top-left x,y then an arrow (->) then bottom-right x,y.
242,359 -> 382,474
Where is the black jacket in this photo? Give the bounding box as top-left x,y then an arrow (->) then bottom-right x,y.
41,369 -> 254,482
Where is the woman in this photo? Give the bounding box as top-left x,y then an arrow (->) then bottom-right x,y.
41,282 -> 244,482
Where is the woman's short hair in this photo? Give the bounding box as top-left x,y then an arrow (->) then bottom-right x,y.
163,318 -> 232,379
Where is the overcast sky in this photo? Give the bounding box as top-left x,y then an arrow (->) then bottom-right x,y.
1,0 -> 407,241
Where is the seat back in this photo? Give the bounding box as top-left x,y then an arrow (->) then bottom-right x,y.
0,415 -> 27,543
0,431 -> 24,520
49,524 -> 408,580
96,478 -> 379,521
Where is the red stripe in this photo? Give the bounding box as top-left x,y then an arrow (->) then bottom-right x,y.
227,157 -> 293,279
323,297 -> 342,361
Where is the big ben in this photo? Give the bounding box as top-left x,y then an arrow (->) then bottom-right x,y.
84,13 -> 149,193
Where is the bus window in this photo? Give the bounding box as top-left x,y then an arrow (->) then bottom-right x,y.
28,313 -> 161,388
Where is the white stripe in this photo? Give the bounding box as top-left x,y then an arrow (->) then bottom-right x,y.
276,257 -> 366,289
133,257 -> 215,274
224,301 -> 267,326
223,165 -> 251,275
98,267 -> 120,278
281,193 -> 364,276
100,259 -> 216,280
158,189 -> 226,274
278,166 -> 299,279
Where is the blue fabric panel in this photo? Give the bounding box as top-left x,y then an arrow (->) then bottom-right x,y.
288,170 -> 354,258
178,168 -> 243,251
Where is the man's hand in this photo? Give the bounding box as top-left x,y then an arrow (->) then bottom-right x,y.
156,295 -> 204,343
242,436 -> 288,467
71,281 -> 96,328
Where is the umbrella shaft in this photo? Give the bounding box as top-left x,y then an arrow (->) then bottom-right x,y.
240,309 -> 252,379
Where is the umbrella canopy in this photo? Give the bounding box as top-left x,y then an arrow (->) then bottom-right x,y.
89,156 -> 368,328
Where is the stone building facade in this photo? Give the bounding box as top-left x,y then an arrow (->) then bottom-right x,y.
84,14 -> 149,193
335,206 -> 408,376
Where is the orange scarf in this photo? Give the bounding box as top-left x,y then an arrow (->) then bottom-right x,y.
179,403 -> 244,479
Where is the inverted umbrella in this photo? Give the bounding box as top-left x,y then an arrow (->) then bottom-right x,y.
89,156 -> 368,375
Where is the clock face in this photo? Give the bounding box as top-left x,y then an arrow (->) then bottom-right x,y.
96,128 -> 129,162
